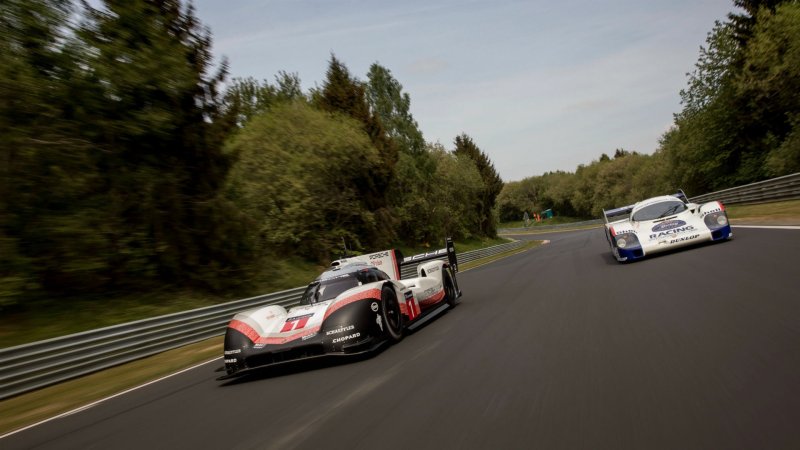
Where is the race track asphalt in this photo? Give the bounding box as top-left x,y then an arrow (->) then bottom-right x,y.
3,226 -> 799,450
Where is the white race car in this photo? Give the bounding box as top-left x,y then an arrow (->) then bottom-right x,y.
603,190 -> 733,262
221,238 -> 461,377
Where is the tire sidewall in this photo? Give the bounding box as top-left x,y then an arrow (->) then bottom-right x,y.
444,269 -> 459,307
381,285 -> 404,342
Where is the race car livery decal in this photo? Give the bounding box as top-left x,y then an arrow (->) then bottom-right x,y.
404,248 -> 448,262
651,220 -> 686,232
701,207 -> 722,217
228,319 -> 320,345
368,251 -> 388,268
649,225 -> 695,240
326,324 -> 355,336
418,287 -> 445,306
401,291 -> 420,320
609,226 -> 635,236
332,332 -> 361,344
669,234 -> 700,244
280,313 -> 314,332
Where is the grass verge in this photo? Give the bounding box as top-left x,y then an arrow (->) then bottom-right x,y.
726,199 -> 800,224
0,238 -> 542,435
0,336 -> 223,436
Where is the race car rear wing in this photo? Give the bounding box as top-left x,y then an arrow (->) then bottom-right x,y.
399,237 -> 459,273
400,237 -> 460,296
671,189 -> 688,203
330,237 -> 459,282
602,204 -> 634,224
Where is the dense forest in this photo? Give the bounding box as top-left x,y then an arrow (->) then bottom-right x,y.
2,0 -> 798,310
497,0 -> 800,221
0,0 -> 502,308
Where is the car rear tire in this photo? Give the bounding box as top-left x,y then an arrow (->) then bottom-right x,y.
381,285 -> 404,342
444,269 -> 459,307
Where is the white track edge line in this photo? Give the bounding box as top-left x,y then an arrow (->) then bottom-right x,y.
0,357 -> 221,440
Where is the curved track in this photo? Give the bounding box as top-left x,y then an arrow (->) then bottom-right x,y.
4,227 -> 800,449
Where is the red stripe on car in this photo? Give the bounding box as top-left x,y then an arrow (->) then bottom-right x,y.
419,289 -> 445,306
323,288 -> 382,321
390,250 -> 400,280
228,319 -> 262,343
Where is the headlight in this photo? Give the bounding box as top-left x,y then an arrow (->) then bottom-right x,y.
704,212 -> 729,229
615,233 -> 639,249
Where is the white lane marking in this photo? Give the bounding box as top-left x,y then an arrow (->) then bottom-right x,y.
733,225 -> 800,230
0,357 -> 221,440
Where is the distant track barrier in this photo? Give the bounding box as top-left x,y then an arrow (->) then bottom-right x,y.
499,172 -> 800,234
688,172 -> 800,205
498,218 -> 603,234
0,240 -> 527,400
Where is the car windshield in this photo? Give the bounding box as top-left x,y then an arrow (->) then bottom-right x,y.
632,200 -> 686,221
300,274 -> 360,305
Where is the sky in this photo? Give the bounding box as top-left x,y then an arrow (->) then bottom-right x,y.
193,0 -> 737,182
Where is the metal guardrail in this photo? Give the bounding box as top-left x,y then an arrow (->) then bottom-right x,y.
0,240 -> 527,400
689,172 -> 800,205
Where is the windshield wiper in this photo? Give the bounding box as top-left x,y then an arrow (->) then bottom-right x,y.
656,204 -> 682,219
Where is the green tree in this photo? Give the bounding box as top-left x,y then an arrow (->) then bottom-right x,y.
314,55 -> 398,245
679,20 -> 739,119
0,0 -> 109,303
427,144 -> 485,239
728,0 -> 785,47
365,63 -> 425,155
387,150 -> 438,244
224,102 -> 381,261
315,55 -> 397,173
495,180 -> 539,223
453,133 -> 503,236
223,71 -> 304,126
666,18 -> 758,192
738,2 -> 800,175
79,0 -> 237,288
